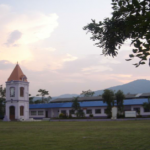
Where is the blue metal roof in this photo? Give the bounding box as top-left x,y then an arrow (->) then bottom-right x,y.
29,98 -> 148,109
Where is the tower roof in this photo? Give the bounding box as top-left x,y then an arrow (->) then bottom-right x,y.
7,63 -> 27,82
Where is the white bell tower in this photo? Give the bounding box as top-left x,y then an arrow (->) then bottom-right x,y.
5,63 -> 29,121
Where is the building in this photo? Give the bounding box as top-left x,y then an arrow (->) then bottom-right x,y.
5,63 -> 29,120
5,64 -> 150,120
29,97 -> 150,119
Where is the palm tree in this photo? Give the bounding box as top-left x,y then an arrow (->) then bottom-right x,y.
102,89 -> 115,117
143,98 -> 150,112
72,97 -> 80,110
115,90 -> 125,115
72,97 -> 80,117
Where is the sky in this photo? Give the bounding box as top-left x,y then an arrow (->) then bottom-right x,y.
0,0 -> 150,97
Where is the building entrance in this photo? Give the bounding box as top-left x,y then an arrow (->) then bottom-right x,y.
9,106 -> 15,120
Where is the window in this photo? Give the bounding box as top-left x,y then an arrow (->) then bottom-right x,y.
95,109 -> 101,114
133,107 -> 140,113
61,110 -> 66,115
69,110 -> 75,114
10,106 -> 15,115
20,106 -> 24,116
20,87 -> 24,97
124,106 -> 131,111
86,109 -> 92,114
144,108 -> 150,112
10,87 -> 15,97
38,111 -> 44,115
31,111 -> 36,116
78,110 -> 83,113
21,75 -> 27,81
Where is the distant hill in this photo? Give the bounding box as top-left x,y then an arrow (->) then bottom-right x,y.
50,94 -> 79,100
53,79 -> 150,99
32,94 -> 79,101
94,79 -> 150,96
32,79 -> 150,101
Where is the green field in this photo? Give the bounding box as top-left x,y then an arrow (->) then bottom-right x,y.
0,120 -> 150,150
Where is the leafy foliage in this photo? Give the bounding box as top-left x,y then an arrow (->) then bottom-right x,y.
143,97 -> 150,111
102,89 -> 125,117
115,90 -> 125,114
80,89 -> 95,97
29,95 -> 34,104
0,85 -> 6,116
72,97 -> 80,111
89,113 -> 93,118
59,113 -> 67,119
37,89 -> 51,103
102,89 -> 115,117
76,110 -> 85,118
83,0 -> 150,67
71,97 -> 85,117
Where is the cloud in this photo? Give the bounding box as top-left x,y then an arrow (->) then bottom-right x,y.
110,74 -> 132,78
5,30 -> 22,46
21,47 -> 78,71
99,57 -> 120,64
63,54 -> 78,62
82,66 -> 112,73
0,60 -> 14,70
0,4 -> 59,64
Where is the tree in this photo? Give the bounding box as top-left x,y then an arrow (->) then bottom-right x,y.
43,96 -> 51,103
37,89 -> 51,103
102,89 -> 115,117
115,90 -> 125,115
34,100 -> 43,104
72,97 -> 81,117
80,89 -> 95,97
0,85 -> 6,117
29,94 -> 34,104
143,97 -> 150,112
72,97 -> 80,111
83,0 -> 150,67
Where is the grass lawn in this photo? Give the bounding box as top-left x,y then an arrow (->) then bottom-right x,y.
0,120 -> 150,150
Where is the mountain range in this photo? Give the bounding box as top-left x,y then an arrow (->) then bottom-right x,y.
33,79 -> 150,101
53,79 -> 150,99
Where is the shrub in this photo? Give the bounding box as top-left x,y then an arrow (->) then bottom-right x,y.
68,114 -> 72,118
107,115 -> 112,119
59,113 -> 64,118
89,113 -> 93,118
75,110 -> 85,118
117,113 -> 125,118
64,114 -> 68,119
137,115 -> 142,118
59,113 -> 68,119
0,115 -> 4,120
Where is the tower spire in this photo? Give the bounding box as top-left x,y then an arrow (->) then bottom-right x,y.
7,64 -> 27,82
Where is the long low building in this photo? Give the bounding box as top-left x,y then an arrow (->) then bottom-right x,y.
29,98 -> 150,119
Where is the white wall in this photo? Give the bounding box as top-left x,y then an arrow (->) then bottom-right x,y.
131,105 -> 150,116
5,101 -> 29,120
6,81 -> 29,101
29,109 -> 45,118
50,108 -> 59,118
29,105 -> 150,119
58,107 -> 108,117
6,81 -> 29,120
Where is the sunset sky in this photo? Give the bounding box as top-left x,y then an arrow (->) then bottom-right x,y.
0,0 -> 150,96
